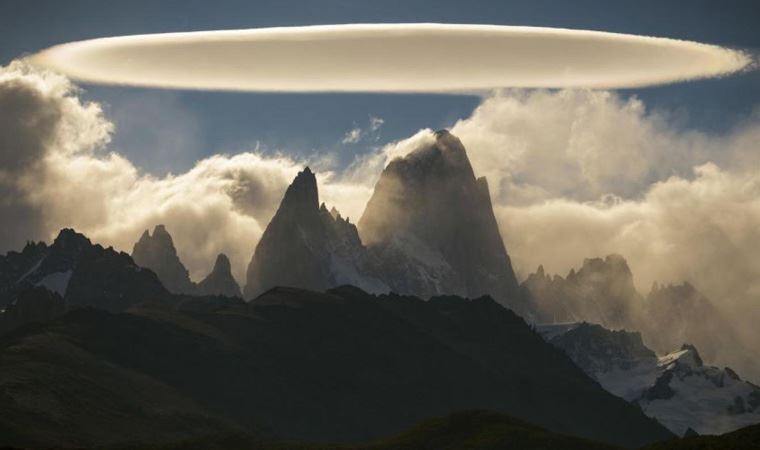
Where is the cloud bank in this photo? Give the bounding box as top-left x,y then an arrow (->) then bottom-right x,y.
1,61 -> 759,378
362,91 -> 760,379
31,24 -> 751,92
0,61 -> 369,283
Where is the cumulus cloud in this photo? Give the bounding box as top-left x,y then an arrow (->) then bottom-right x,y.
364,89 -> 760,378
0,62 -> 112,249
30,24 -> 751,92
434,90 -> 760,304
494,164 -> 760,379
0,61 -> 363,283
450,89 -> 760,205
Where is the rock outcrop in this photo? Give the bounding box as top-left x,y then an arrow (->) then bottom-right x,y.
244,167 -> 386,299
358,130 -> 527,315
197,253 -> 242,298
132,225 -> 195,294
524,254 -> 641,328
539,322 -> 760,436
0,229 -> 167,313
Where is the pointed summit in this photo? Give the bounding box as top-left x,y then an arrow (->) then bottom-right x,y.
358,130 -> 527,315
132,225 -> 195,294
54,228 -> 91,245
244,168 -> 386,299
197,253 -> 241,298
212,253 -> 232,273
280,167 -> 318,213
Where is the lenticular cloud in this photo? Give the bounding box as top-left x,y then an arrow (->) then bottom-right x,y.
30,24 -> 750,92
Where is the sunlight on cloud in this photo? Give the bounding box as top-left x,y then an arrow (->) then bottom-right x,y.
2,59 -> 759,379
30,24 -> 752,92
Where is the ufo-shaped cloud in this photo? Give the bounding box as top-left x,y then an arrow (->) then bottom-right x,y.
30,24 -> 751,92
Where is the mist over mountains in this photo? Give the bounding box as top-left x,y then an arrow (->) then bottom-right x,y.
524,255 -> 758,381
1,125 -> 760,448
2,60 -> 758,380
245,130 -> 529,316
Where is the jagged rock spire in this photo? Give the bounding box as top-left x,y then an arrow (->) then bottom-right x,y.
357,129 -> 527,315
197,253 -> 241,298
132,225 -> 195,294
280,167 -> 318,213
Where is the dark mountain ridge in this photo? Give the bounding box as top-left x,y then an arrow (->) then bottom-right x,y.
0,228 -> 167,313
0,283 -> 671,448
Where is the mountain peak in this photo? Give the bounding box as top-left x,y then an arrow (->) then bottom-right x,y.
358,130 -> 526,315
132,225 -> 194,294
198,253 -> 241,298
244,167 -> 375,299
152,224 -> 170,237
213,253 -> 232,273
280,167 -> 319,212
399,128 -> 469,170
679,343 -> 704,367
53,228 -> 91,249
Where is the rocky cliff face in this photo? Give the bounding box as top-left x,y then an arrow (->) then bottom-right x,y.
132,225 -> 195,294
243,132 -> 528,315
358,130 -> 527,315
244,167 -> 386,299
543,322 -> 655,375
524,254 -> 642,329
197,253 -> 242,298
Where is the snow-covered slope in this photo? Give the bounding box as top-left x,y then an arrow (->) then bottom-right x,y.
538,322 -> 760,436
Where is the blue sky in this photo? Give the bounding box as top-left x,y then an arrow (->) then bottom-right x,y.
2,0 -> 759,175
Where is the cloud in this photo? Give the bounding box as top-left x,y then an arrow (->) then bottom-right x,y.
30,24 -> 751,92
494,164 -> 760,379
436,90 -> 760,308
448,89 -> 760,205
341,115 -> 385,145
341,127 -> 362,144
0,61 -> 361,283
369,116 -> 384,132
2,60 -> 759,378
0,61 -> 112,250
368,89 -> 760,379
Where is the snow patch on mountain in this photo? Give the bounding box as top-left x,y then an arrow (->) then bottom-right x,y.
35,270 -> 73,296
541,322 -> 760,436
328,255 -> 388,294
